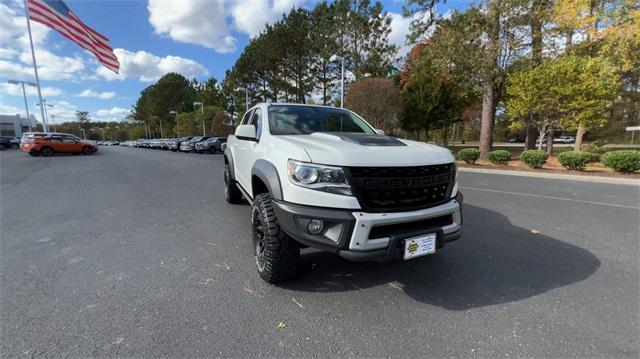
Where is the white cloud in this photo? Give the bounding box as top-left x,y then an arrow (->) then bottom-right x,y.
76,89 -> 116,99
230,0 -> 300,37
146,0 -> 300,52
0,83 -> 63,97
148,0 -> 236,53
94,106 -> 130,122
96,107 -> 130,117
388,13 -> 413,58
0,101 -> 22,115
96,48 -> 208,82
388,12 -> 434,58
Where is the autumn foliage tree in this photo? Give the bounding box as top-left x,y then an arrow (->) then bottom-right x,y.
344,78 -> 402,134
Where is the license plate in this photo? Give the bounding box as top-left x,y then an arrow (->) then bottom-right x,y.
403,233 -> 436,260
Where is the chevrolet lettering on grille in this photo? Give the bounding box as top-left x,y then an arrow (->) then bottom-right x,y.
359,174 -> 451,189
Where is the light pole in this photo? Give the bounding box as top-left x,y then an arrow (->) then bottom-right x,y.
193,102 -> 205,136
169,110 -> 178,136
8,79 -> 37,131
35,100 -> 54,131
80,128 -> 86,139
330,54 -> 345,108
50,114 -> 56,132
236,87 -> 249,113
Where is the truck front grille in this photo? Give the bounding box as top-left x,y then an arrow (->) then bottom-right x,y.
346,163 -> 455,213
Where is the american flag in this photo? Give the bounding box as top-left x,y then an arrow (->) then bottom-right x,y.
27,0 -> 119,74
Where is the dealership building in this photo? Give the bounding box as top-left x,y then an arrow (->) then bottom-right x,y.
0,114 -> 36,137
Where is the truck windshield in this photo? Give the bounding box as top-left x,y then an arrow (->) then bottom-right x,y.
268,105 -> 375,135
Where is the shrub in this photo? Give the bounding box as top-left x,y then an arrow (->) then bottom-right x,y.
487,150 -> 512,164
557,151 -> 592,170
520,150 -> 548,168
458,148 -> 480,164
584,152 -> 602,163
582,144 -> 607,155
602,150 -> 640,173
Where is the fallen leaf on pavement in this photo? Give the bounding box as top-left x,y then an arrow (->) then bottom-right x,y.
292,297 -> 304,309
531,229 -> 540,234
277,322 -> 287,329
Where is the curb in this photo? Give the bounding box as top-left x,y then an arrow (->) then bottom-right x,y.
459,167 -> 640,186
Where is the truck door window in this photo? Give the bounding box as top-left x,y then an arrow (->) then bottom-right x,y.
250,108 -> 262,140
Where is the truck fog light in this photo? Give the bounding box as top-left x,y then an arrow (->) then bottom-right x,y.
307,219 -> 324,235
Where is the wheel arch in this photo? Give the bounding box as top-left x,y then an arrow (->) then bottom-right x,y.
223,148 -> 235,180
251,159 -> 283,201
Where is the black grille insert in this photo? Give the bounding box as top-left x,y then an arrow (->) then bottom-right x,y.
347,163 -> 455,213
368,215 -> 453,239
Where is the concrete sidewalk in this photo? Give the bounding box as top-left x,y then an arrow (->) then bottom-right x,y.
459,166 -> 640,186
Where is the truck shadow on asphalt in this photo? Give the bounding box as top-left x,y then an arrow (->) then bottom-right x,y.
281,204 -> 601,311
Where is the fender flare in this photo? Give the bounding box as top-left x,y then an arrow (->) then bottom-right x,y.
223,147 -> 235,180
251,159 -> 284,201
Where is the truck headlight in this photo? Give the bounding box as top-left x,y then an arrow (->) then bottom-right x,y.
287,160 -> 352,196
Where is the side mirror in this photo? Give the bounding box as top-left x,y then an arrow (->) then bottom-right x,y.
235,125 -> 257,141
375,129 -> 385,135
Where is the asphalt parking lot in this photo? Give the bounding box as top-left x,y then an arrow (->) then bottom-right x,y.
1,147 -> 638,358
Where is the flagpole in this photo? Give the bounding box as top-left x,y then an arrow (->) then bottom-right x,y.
23,0 -> 48,133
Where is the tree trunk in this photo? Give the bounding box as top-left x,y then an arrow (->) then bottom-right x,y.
479,82 -> 495,160
525,124 -> 538,150
574,124 -> 586,150
322,70 -> 328,105
537,124 -> 546,150
546,127 -> 554,155
424,127 -> 430,142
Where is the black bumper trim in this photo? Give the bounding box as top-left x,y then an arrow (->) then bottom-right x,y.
272,200 -> 356,252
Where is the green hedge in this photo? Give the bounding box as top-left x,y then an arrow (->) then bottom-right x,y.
458,148 -> 480,164
602,150 -> 640,172
557,151 -> 592,170
487,150 -> 512,164
520,150 -> 548,168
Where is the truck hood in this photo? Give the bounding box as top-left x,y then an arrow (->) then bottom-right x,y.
278,133 -> 454,166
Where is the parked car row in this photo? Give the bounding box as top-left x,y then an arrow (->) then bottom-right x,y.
0,136 -> 20,150
98,141 -> 120,146
133,136 -> 227,154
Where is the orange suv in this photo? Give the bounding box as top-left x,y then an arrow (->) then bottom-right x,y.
20,132 -> 98,157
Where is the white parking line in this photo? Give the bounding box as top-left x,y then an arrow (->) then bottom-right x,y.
460,186 -> 640,210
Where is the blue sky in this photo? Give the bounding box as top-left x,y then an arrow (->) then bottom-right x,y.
0,0 -> 472,124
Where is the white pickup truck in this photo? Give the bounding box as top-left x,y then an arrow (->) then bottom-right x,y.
224,103 -> 463,283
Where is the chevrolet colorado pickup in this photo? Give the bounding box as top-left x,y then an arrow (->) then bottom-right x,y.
224,103 -> 462,283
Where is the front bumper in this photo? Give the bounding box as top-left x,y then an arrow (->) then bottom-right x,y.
273,193 -> 463,262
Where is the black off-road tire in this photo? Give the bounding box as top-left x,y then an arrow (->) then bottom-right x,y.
209,147 -> 217,154
29,151 -> 39,157
41,147 -> 54,157
82,146 -> 94,155
252,193 -> 300,283
224,162 -> 243,204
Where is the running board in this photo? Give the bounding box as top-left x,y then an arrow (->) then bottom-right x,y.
236,183 -> 253,205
